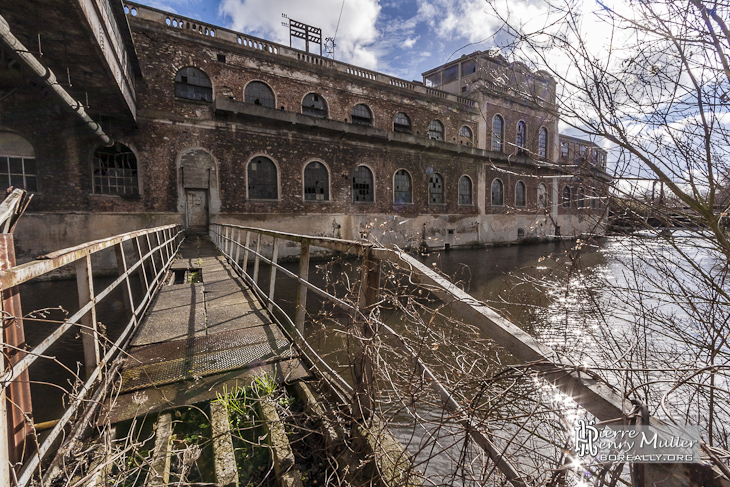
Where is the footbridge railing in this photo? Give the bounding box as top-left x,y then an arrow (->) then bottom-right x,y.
209,223 -> 729,487
0,223 -> 184,486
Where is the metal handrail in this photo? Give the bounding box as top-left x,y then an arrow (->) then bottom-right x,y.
0,224 -> 184,487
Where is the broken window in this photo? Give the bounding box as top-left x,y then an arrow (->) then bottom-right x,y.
562,185 -> 572,208
538,127 -> 548,159
577,187 -> 586,208
428,120 -> 444,140
0,132 -> 37,192
394,169 -> 412,204
174,67 -> 212,102
459,176 -> 472,205
515,180 -> 526,207
303,161 -> 329,201
248,156 -> 278,199
459,125 -> 473,141
245,81 -> 275,108
92,143 -> 139,196
516,121 -> 527,153
491,178 -> 503,206
394,112 -> 412,134
302,93 -> 327,118
537,183 -> 547,208
579,144 -> 587,156
353,165 -> 374,202
351,104 -> 373,126
561,141 -> 570,158
492,115 -> 504,152
429,173 -> 444,204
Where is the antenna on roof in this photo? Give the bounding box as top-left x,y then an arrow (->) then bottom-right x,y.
324,37 -> 335,59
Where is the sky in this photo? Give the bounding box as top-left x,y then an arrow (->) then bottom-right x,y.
130,0 -> 529,82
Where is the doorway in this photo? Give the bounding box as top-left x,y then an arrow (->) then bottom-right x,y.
186,189 -> 209,229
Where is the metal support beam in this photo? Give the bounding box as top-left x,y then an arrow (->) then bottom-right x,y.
0,234 -> 32,467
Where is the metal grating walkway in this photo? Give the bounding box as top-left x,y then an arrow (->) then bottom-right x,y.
120,326 -> 297,393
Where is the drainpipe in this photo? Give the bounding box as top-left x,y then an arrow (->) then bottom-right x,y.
0,13 -> 113,147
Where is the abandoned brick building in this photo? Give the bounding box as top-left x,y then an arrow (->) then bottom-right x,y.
0,1 -> 609,259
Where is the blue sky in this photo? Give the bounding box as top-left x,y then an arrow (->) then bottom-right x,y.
130,0 -> 518,81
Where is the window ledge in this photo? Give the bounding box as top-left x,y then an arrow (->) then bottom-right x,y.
303,199 -> 333,203
89,193 -> 142,199
248,199 -> 280,202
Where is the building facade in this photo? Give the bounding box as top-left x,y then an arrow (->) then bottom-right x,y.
0,1 -> 609,259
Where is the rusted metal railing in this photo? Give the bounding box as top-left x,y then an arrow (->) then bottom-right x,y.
209,223 -> 728,487
0,224 -> 184,486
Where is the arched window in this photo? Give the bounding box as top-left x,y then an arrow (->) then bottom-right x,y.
515,181 -> 526,207
459,176 -> 472,205
429,173 -> 444,204
562,186 -> 572,208
302,93 -> 327,118
0,132 -> 37,192
459,126 -> 473,141
491,179 -> 503,206
428,120 -> 444,140
394,169 -> 412,204
538,127 -> 548,159
245,81 -> 275,108
174,67 -> 212,102
351,104 -> 372,126
516,121 -> 527,152
303,161 -> 329,201
492,115 -> 504,152
537,183 -> 547,208
92,143 -> 139,195
577,187 -> 585,208
353,165 -> 374,202
248,156 -> 278,199
394,112 -> 412,134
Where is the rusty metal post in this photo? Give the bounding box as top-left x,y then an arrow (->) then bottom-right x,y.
295,242 -> 310,333
145,233 -> 159,280
134,236 -> 149,293
75,254 -> 99,379
0,234 -> 33,466
352,248 -> 380,422
268,237 -> 279,312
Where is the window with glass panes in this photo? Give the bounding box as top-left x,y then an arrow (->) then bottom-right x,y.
428,120 -> 444,140
459,176 -> 472,205
429,173 -> 444,204
174,67 -> 212,102
491,179 -> 504,205
492,115 -> 504,152
538,128 -> 548,159
394,113 -> 412,133
248,156 -> 278,199
245,81 -> 275,108
353,165 -> 374,202
394,169 -> 412,203
515,181 -> 526,206
303,161 -> 329,201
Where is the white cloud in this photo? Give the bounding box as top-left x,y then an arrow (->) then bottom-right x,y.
218,0 -> 381,69
403,36 -> 419,49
